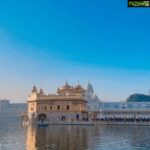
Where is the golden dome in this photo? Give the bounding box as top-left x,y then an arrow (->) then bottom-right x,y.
61,80 -> 72,89
75,83 -> 86,93
57,80 -> 74,94
75,84 -> 82,90
57,81 -> 86,94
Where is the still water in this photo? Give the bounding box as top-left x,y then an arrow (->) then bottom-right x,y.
0,123 -> 150,150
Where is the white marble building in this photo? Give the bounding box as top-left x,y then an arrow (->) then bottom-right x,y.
100,102 -> 150,120
85,82 -> 101,113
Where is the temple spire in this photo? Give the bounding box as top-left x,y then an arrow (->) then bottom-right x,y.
39,88 -> 44,95
32,85 -> 37,93
65,79 -> 69,86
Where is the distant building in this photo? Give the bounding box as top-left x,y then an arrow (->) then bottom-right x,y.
0,99 -> 10,109
0,99 -> 27,123
100,102 -> 150,121
101,101 -> 150,110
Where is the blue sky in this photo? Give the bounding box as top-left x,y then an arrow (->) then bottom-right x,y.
0,0 -> 150,102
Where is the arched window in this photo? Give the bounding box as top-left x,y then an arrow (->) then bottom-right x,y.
76,114 -> 80,120
57,105 -> 60,110
50,106 -> 52,110
66,105 -> 69,110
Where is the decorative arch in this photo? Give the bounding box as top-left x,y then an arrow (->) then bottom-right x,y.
37,113 -> 47,122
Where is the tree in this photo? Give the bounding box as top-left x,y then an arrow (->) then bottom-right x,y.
126,94 -> 150,102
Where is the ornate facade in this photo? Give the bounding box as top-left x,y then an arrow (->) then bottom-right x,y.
27,81 -> 91,123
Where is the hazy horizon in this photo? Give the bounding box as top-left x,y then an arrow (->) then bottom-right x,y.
0,0 -> 150,102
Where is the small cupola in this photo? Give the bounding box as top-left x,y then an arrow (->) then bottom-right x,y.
39,88 -> 44,95
32,85 -> 37,93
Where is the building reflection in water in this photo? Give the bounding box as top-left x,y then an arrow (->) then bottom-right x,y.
26,125 -> 101,150
26,125 -> 150,150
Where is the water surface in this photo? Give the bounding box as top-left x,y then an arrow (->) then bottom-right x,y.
0,123 -> 150,150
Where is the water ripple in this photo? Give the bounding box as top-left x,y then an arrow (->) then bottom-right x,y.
1,124 -> 150,150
